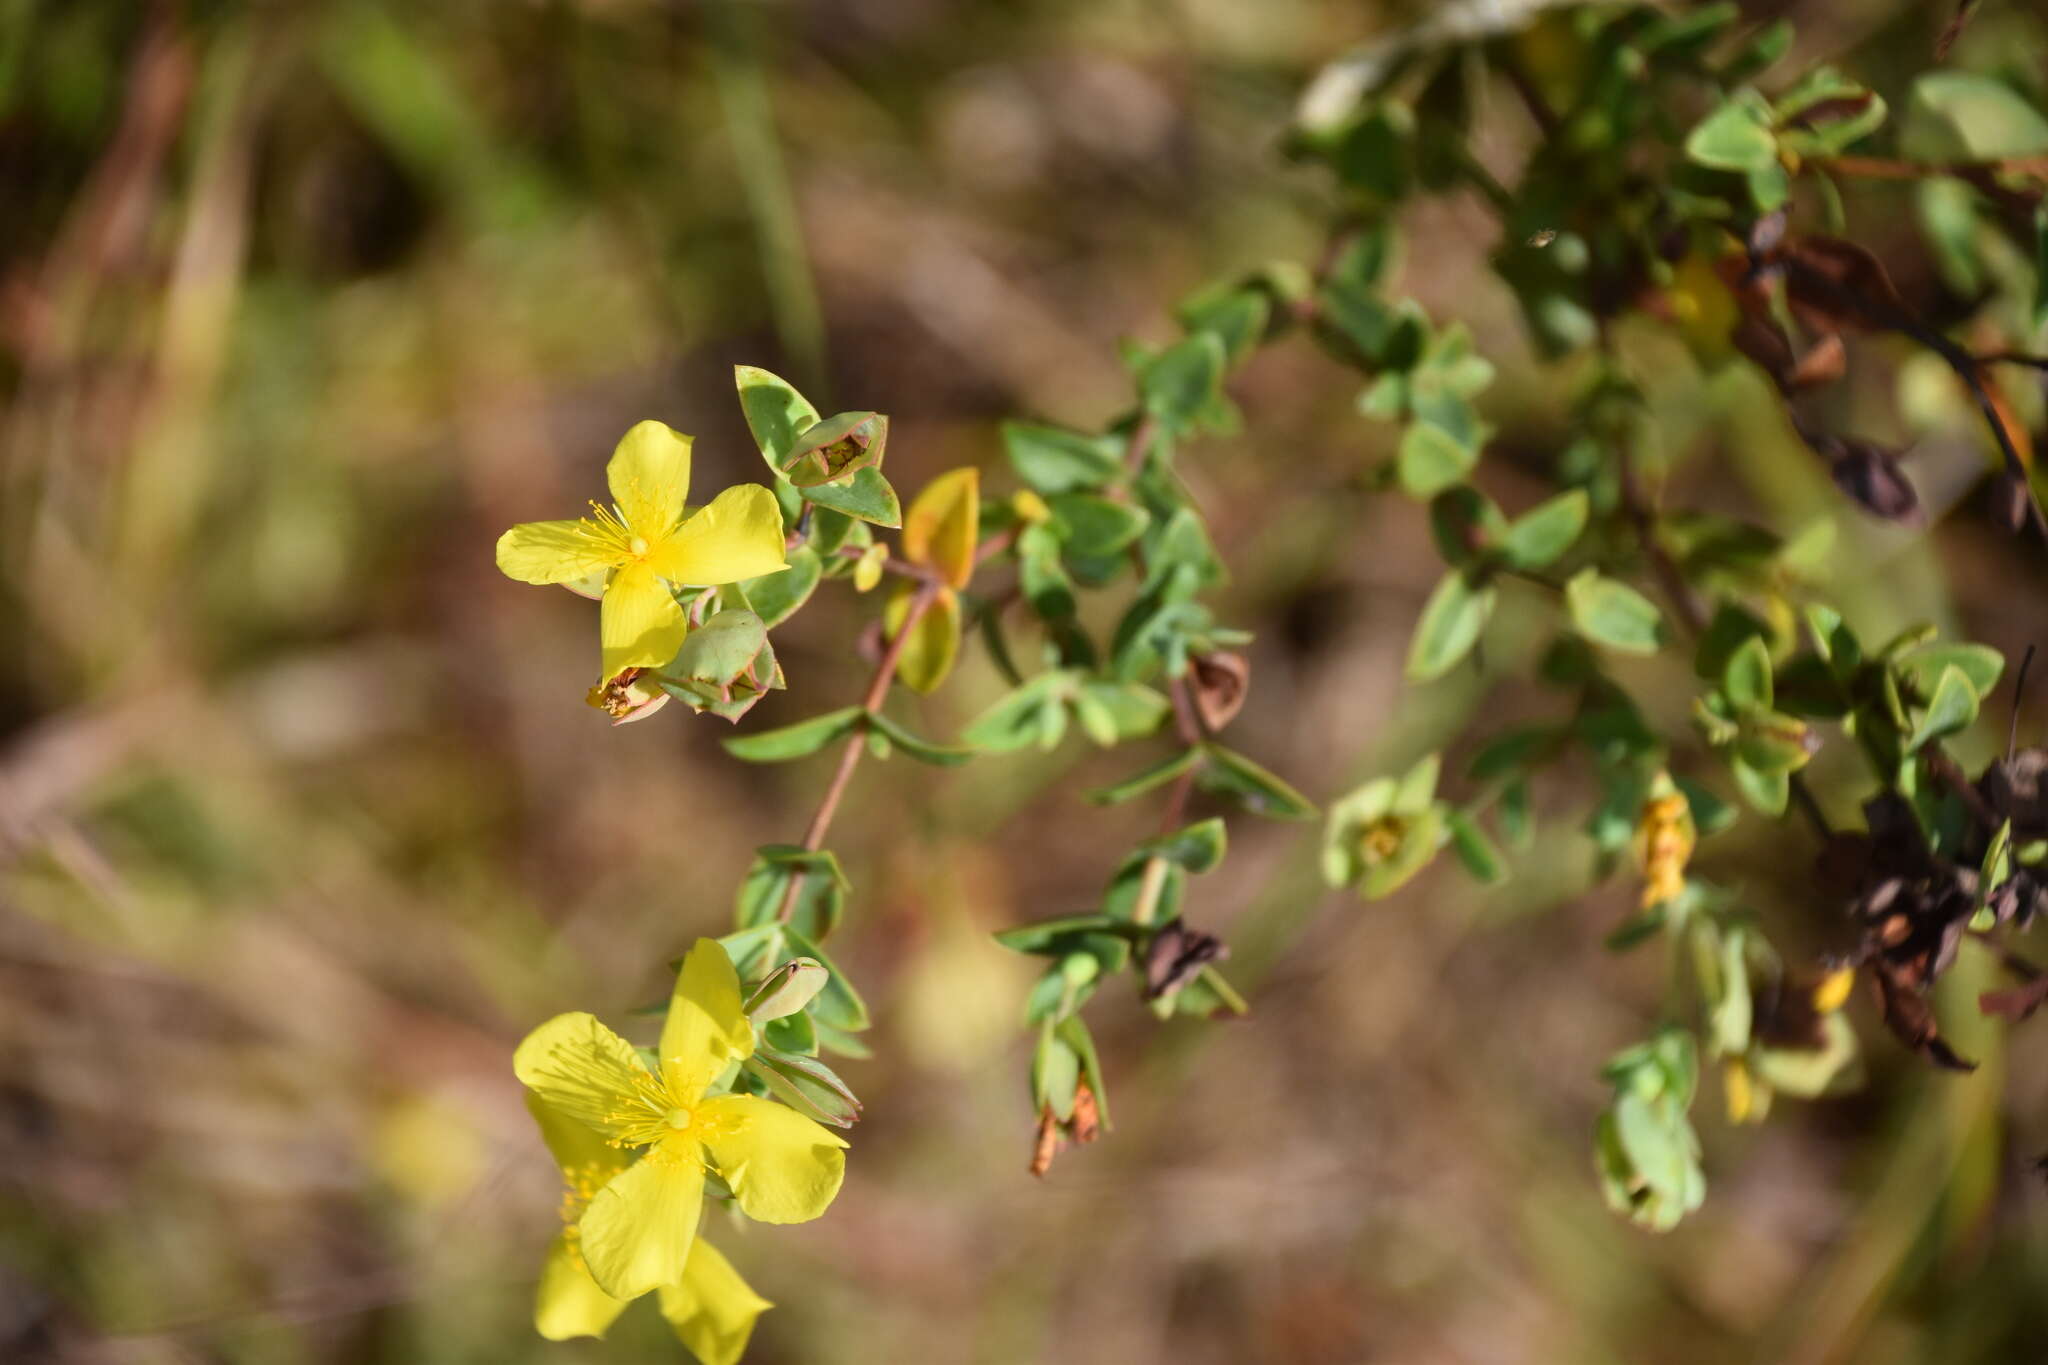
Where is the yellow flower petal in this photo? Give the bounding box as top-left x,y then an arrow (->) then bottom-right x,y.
651,485 -> 788,587
525,1091 -> 629,1181
514,1012 -> 649,1145
535,1233 -> 633,1341
659,939 -> 756,1102
695,1093 -> 847,1224
601,559 -> 690,680
609,420 -> 695,539
578,1139 -> 707,1301
497,519 -> 623,585
657,1239 -> 773,1365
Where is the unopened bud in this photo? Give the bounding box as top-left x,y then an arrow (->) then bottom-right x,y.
745,958 -> 828,1022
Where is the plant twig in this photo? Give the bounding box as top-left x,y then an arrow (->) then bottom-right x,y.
776,579 -> 941,921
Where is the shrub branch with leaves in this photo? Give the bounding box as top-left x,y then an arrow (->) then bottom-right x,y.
496,2 -> 2048,1356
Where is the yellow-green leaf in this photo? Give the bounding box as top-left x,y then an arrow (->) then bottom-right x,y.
885,584 -> 962,694
902,469 -> 979,589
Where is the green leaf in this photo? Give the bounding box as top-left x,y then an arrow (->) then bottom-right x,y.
1729,757 -> 1789,815
1908,664 -> 1980,752
1140,332 -> 1227,431
1693,603 -> 1771,683
1685,90 -> 1780,173
1392,752 -> 1441,815
1499,778 -> 1532,849
1406,570 -> 1495,681
1468,726 -> 1558,779
1673,777 -> 1737,837
1605,904 -> 1668,952
734,365 -> 820,475
1444,809 -> 1506,884
991,915 -> 1134,969
1197,743 -> 1317,821
1427,486 -> 1506,568
733,845 -> 848,939
1498,490 -> 1588,570
801,467 -> 902,527
1733,711 -> 1815,775
1722,636 -> 1774,713
1086,746 -> 1204,806
1073,680 -> 1170,746
1048,493 -> 1149,557
669,610 -> 767,687
1003,423 -> 1124,493
724,706 -> 864,763
1754,1013 -> 1863,1097
732,546 -> 821,628
1906,71 -> 2048,161
864,710 -> 973,766
1141,818 -> 1227,875
1896,643 -> 2004,701
962,672 -> 1075,752
1396,420 -> 1477,498
1566,570 -> 1665,655
1705,924 -> 1753,1056
1032,1023 -> 1082,1119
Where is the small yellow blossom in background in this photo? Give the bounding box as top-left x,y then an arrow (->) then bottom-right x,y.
526,1093 -> 772,1363
514,940 -> 847,1303
495,421 -> 789,683
1810,964 -> 1855,1015
1633,785 -> 1695,910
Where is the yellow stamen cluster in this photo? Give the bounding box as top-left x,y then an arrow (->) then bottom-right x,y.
605,1065 -> 703,1150
1357,815 -> 1406,865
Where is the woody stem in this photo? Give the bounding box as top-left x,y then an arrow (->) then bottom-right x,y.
776,579 -> 941,923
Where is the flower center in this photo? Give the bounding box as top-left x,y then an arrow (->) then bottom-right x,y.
665,1107 -> 693,1130
1358,815 -> 1406,864
630,535 -> 650,556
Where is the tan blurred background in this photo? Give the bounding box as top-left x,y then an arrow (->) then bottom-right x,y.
5,2 -> 2048,1362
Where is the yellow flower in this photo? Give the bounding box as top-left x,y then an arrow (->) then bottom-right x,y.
514,940 -> 848,1303
496,421 -> 788,682
526,1093 -> 773,1363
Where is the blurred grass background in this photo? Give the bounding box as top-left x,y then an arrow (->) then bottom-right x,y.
5,1 -> 2048,1361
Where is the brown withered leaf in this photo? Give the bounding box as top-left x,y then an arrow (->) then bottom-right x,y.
1143,918 -> 1229,1000
1992,472 -> 2034,533
1981,975 -> 2048,1023
1874,966 -> 1977,1071
1187,650 -> 1250,732
1782,236 -> 1912,338
1069,1080 -> 1103,1145
1028,1106 -> 1061,1178
1788,332 -> 1847,391
1812,435 -> 1923,523
1785,93 -> 1880,131
1732,314 -> 1797,387
1748,210 -> 1788,258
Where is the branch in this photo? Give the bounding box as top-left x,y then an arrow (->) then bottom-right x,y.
776,578 -> 941,921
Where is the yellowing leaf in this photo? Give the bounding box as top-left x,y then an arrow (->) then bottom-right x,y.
902,468 -> 980,589
885,584 -> 962,693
